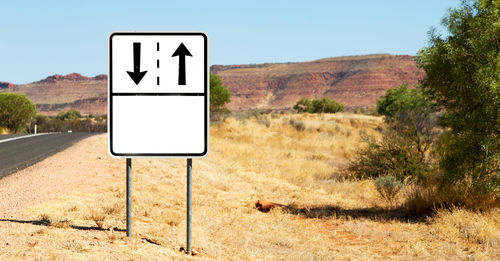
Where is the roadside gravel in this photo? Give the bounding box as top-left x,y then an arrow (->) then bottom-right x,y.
0,133 -> 111,220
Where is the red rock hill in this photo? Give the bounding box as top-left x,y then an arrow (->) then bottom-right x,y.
0,82 -> 16,89
0,54 -> 424,115
213,54 -> 424,111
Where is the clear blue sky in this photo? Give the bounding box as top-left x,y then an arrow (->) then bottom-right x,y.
1,0 -> 460,84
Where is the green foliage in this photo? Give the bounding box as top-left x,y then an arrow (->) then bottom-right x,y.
56,109 -> 82,121
349,129 -> 435,183
33,113 -> 106,133
350,84 -> 440,183
376,84 -> 434,121
417,0 -> 500,197
0,93 -> 37,133
293,97 -> 344,113
210,74 -> 231,113
374,175 -> 403,205
293,97 -> 312,113
311,98 -> 345,113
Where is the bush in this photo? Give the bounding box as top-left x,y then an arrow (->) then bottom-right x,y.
56,109 -> 82,121
0,93 -> 37,133
350,84 -> 442,214
350,84 -> 440,183
374,175 -> 403,206
257,118 -> 271,128
32,112 -> 106,133
293,97 -> 344,113
288,118 -> 305,131
293,98 -> 312,113
349,129 -> 435,182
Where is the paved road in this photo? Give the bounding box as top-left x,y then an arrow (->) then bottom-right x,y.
0,133 -> 96,179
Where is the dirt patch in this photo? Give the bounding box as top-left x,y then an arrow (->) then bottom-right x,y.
0,133 -> 112,219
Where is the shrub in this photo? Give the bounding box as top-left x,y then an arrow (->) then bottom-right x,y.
352,83 -> 440,177
293,97 -> 344,113
288,118 -> 305,131
32,113 -> 107,133
349,129 -> 435,182
56,109 -> 81,121
310,98 -> 344,113
293,97 -> 312,113
257,118 -> 271,128
374,175 -> 403,206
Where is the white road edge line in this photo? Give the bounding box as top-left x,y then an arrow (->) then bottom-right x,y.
0,133 -> 54,144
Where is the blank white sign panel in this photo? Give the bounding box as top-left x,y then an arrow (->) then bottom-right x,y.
109,32 -> 208,157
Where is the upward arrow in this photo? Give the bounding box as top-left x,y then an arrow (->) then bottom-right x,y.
172,43 -> 192,85
127,42 -> 147,85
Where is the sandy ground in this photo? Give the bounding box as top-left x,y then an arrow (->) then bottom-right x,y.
0,115 -> 498,260
0,133 -> 112,224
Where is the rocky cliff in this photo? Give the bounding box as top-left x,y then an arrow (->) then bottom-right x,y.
0,54 -> 424,115
213,54 -> 424,111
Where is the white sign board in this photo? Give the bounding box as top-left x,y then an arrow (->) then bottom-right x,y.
108,32 -> 208,157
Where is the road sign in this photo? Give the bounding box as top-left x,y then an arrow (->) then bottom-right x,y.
108,32 -> 208,157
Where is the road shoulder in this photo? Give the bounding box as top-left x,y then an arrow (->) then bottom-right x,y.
0,133 -> 108,219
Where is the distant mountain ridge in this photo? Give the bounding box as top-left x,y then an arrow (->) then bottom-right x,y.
213,54 -> 424,111
35,73 -> 107,83
0,54 -> 424,115
0,73 -> 108,115
0,82 -> 16,89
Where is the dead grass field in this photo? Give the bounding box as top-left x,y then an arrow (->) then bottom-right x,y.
0,113 -> 498,260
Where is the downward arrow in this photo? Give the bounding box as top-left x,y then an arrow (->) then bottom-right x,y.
127,42 -> 147,85
172,43 -> 192,85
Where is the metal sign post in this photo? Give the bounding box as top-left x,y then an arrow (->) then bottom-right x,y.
126,158 -> 132,237
109,32 -> 208,253
186,158 -> 192,254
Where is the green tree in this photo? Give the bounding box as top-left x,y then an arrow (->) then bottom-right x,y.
417,0 -> 500,196
210,74 -> 231,114
56,109 -> 82,121
376,84 -> 433,120
0,93 -> 37,133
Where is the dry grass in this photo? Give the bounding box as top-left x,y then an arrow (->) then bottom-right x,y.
87,208 -> 107,229
0,113 -> 498,260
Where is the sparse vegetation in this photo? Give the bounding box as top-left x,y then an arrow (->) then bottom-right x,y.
1,2 -> 498,259
56,109 -> 82,121
32,111 -> 106,133
1,113 -> 497,260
